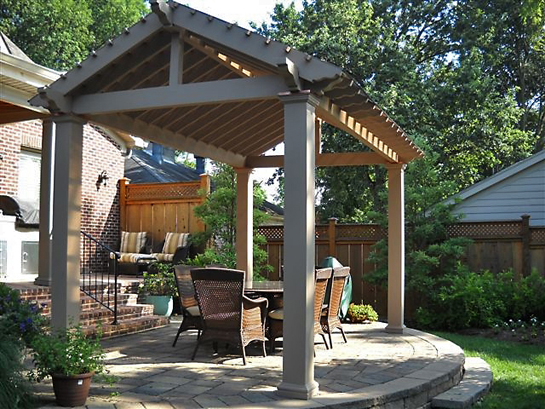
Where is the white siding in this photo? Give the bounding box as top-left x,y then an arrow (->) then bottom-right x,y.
454,160 -> 545,226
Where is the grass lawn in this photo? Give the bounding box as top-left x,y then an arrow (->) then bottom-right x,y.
434,332 -> 545,409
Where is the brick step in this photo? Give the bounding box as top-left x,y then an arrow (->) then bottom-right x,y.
431,357 -> 492,408
37,293 -> 139,315
79,303 -> 155,325
84,315 -> 170,339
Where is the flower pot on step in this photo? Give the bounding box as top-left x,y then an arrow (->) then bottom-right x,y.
51,371 -> 94,407
146,295 -> 173,317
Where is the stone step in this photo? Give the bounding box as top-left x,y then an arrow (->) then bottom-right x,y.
79,303 -> 155,326
431,357 -> 493,408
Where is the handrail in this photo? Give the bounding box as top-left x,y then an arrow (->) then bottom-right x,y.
80,231 -> 119,324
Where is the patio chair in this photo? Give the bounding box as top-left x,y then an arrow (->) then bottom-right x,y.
321,266 -> 350,348
190,268 -> 268,365
268,267 -> 333,353
172,265 -> 202,347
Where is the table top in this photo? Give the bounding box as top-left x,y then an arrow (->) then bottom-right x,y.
245,280 -> 283,293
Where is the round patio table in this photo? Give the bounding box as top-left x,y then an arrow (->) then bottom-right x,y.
245,281 -> 283,310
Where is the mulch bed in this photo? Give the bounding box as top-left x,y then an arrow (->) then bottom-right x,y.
458,327 -> 545,346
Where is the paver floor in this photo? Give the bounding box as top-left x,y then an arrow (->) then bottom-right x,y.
34,321 -> 464,409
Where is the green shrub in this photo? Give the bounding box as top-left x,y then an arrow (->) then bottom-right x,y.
140,263 -> 177,296
347,303 -> 378,323
415,268 -> 545,330
0,331 -> 34,409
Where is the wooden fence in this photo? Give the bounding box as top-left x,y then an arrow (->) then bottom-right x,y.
119,176 -> 210,248
258,216 -> 545,317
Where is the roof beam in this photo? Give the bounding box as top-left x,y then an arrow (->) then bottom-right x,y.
89,113 -> 247,167
246,152 -> 390,168
316,97 -> 399,163
71,75 -> 289,115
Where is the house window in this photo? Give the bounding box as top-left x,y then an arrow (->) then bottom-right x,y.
18,150 -> 41,207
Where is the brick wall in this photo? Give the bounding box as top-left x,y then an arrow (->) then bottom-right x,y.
0,120 -> 124,249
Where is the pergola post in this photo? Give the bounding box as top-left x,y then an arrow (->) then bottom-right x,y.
50,115 -> 84,330
235,167 -> 253,285
35,118 -> 54,286
385,163 -> 406,334
277,92 -> 319,400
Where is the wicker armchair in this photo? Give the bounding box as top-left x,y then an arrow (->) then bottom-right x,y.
190,268 -> 268,365
268,267 -> 332,353
172,265 -> 202,347
321,266 -> 350,348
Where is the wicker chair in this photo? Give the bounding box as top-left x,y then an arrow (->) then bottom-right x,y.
321,266 -> 350,348
172,265 -> 203,347
268,267 -> 332,353
190,268 -> 268,365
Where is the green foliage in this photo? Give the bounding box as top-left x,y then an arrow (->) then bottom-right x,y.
0,0 -> 147,70
192,163 -> 272,277
0,331 -> 34,409
347,303 -> 378,323
0,283 -> 48,347
416,269 -> 545,330
30,324 -> 104,381
141,263 -> 176,296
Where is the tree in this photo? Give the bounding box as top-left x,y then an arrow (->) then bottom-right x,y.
192,163 -> 272,277
0,0 -> 147,70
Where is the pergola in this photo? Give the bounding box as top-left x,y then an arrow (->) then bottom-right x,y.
31,1 -> 423,400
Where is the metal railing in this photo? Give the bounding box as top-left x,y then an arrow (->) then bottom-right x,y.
80,231 -> 119,324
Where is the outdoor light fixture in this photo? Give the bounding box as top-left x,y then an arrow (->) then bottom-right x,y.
96,170 -> 109,190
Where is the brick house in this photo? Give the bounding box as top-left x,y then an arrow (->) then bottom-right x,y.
0,32 -> 133,282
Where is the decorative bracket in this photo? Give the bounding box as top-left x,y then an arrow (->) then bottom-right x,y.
150,0 -> 173,26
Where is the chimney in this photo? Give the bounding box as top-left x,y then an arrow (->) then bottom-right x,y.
151,143 -> 163,165
195,156 -> 206,174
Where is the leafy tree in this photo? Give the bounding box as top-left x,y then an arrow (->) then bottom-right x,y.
0,0 -> 147,70
192,163 -> 272,277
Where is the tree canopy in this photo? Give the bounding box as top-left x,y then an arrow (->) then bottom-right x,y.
258,0 -> 544,221
0,0 -> 148,70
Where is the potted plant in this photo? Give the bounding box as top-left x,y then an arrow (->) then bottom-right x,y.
29,324 -> 104,407
347,303 -> 379,323
141,262 -> 177,317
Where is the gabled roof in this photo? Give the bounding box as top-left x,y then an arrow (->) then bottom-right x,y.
446,150 -> 545,204
125,149 -> 201,183
30,0 -> 423,166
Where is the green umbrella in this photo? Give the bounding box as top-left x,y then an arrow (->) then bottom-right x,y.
319,256 -> 352,320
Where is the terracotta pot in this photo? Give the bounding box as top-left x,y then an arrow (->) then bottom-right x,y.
51,371 -> 94,407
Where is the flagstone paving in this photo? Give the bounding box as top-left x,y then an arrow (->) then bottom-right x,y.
34,321 -> 465,409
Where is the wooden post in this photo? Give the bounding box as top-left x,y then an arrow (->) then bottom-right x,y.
118,178 -> 129,232
521,214 -> 531,277
328,217 -> 337,257
197,174 -> 211,233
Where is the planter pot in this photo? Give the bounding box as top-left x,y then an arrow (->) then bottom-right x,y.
51,371 -> 94,407
146,295 -> 173,317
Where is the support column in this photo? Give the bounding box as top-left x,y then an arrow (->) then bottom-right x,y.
277,91 -> 319,400
50,116 -> 84,330
35,118 -> 55,286
385,163 -> 406,334
235,167 -> 253,286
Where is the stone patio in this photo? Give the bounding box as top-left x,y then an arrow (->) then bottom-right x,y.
33,321 -> 465,409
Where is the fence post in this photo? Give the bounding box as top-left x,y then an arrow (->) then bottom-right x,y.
328,217 -> 337,257
521,214 -> 531,277
198,175 -> 211,233
118,178 -> 129,232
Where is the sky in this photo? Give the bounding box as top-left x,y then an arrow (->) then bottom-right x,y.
181,0 -> 304,202
182,0 -> 302,29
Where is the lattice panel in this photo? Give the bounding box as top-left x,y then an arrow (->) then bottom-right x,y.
447,221 -> 521,238
316,225 -> 329,240
336,224 -> 385,241
126,182 -> 201,202
258,226 -> 284,241
531,228 -> 545,244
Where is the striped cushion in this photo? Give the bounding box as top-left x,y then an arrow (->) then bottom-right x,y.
118,253 -> 155,263
120,231 -> 147,253
162,232 -> 190,254
268,308 -> 284,320
151,253 -> 174,262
